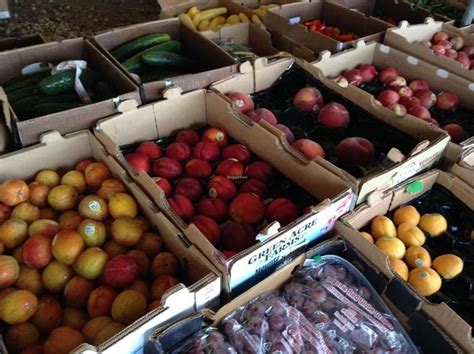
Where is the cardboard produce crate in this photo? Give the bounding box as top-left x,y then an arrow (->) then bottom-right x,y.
158,0 -> 253,20
339,169 -> 473,353
211,57 -> 449,204
0,34 -> 46,52
449,148 -> 474,188
95,88 -> 354,297
263,0 -> 390,54
0,130 -> 221,354
384,17 -> 474,83
147,237 -> 462,354
0,38 -> 140,147
93,18 -> 240,103
307,40 -> 473,186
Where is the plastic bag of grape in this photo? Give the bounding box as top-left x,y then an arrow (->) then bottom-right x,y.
170,328 -> 238,353
283,255 -> 418,353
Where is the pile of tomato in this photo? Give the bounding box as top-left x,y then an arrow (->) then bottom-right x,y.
303,19 -> 358,42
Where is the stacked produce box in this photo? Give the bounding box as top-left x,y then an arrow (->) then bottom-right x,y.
0,0 -> 473,353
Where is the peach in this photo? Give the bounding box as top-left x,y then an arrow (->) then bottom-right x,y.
444,48 -> 458,59
247,108 -> 278,125
47,184 -> 78,211
436,92 -> 460,112
0,289 -> 38,324
419,213 -> 447,236
111,289 -> 147,325
31,296 -> 63,333
184,159 -> 212,179
389,257 -> 409,281
343,69 -> 363,86
229,193 -> 265,224
191,215 -> 221,246
74,247 -> 109,280
22,234 -> 52,269
222,221 -> 256,252
0,255 -> 19,289
93,321 -> 124,346
35,170 -> 60,189
28,219 -> 60,238
375,237 -> 406,260
136,232 -> 162,258
408,79 -> 429,93
85,162 -> 112,190
360,231 -> 374,243
0,218 -> 28,249
150,275 -> 178,300
108,192 -> 138,219
266,198 -> 298,227
127,250 -> 150,279
151,252 -> 180,277
127,280 -> 149,299
11,202 -> 40,224
111,217 -> 143,246
358,64 -> 377,82
103,240 -> 129,258
399,96 -> 421,110
386,103 -> 407,117
378,67 -> 399,84
126,153 -> 151,174
153,177 -> 173,197
293,87 -> 324,112
0,179 -> 29,206
414,90 -> 437,109
82,316 -> 113,343
228,92 -> 255,113
22,344 -> 44,354
387,76 -> 407,89
78,219 -> 106,247
41,261 -> 74,293
207,176 -> 237,202
336,137 -> 375,166
176,129 -> 200,147
433,31 -> 449,43
432,44 -> 446,56
58,210 -> 82,230
197,198 -> 228,222
15,265 -> 43,295
104,255 -> 139,288
292,139 -> 325,160
40,207 -> 58,220
398,224 -> 426,247
0,287 -> 15,300
245,161 -> 273,183
52,230 -> 84,265
87,285 -> 118,318
61,170 -> 86,194
97,179 -> 126,201
456,55 -> 470,68
62,307 -> 88,330
371,215 -> 397,239
408,105 -> 431,119
64,275 -> 95,309
43,326 -> 85,354
175,177 -> 204,202
0,201 -> 11,222
193,141 -> 221,162
408,267 -> 441,297
165,142 -> 192,161
239,179 -> 269,199
147,299 -> 161,312
4,322 -> 40,353
318,103 -> 350,129
216,159 -> 244,178
75,159 -> 94,173
443,123 -> 465,143
28,182 -> 49,208
78,195 -> 109,221
393,205 -> 420,225
152,157 -> 182,180
136,141 -> 161,160
222,144 -> 251,164
432,254 -> 463,279
202,127 -> 229,148
377,90 -> 399,106
274,124 -> 295,144
397,86 -> 413,98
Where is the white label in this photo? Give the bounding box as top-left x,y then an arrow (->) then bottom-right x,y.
88,200 -> 101,212
228,193 -> 354,289
84,223 -> 95,237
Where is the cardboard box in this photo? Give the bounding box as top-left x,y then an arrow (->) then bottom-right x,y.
0,130 -> 221,354
198,22 -> 281,62
384,17 -> 474,83
340,169 -> 473,353
95,88 -> 354,297
149,236 -> 462,354
93,18 -> 239,103
449,147 -> 474,187
0,38 -> 140,147
211,56 -> 450,204
0,34 -> 46,52
158,0 -> 253,20
263,0 -> 390,53
328,0 -> 451,23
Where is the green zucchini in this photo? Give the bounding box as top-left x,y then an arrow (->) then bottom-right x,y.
111,33 -> 171,62
122,40 -> 182,74
141,51 -> 194,71
4,77 -> 44,94
7,86 -> 38,103
3,71 -> 49,89
38,68 -> 101,96
140,71 -> 185,83
34,102 -> 83,115
13,94 -> 80,120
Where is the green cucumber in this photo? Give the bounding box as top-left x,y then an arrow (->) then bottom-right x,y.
111,33 -> 171,62
94,81 -> 119,101
122,40 -> 182,74
13,94 -> 80,120
7,86 -> 38,103
4,77 -> 44,94
3,71 -> 49,89
140,71 -> 184,83
34,102 -> 83,115
38,68 -> 101,96
141,51 -> 194,71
